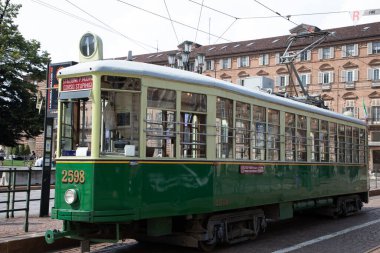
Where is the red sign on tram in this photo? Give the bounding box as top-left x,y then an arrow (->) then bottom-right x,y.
62,76 -> 93,91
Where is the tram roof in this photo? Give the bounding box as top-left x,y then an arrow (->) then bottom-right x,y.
59,60 -> 365,126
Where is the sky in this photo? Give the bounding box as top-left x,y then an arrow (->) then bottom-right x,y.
11,0 -> 380,63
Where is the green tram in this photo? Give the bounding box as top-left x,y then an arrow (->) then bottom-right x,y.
45,59 -> 369,250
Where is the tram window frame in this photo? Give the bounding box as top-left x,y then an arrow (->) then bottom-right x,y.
338,125 -> 346,163
267,109 -> 280,161
320,120 -> 329,162
146,88 -> 176,158
180,92 -> 207,159
60,98 -> 92,157
216,97 -> 234,159
296,115 -> 307,161
329,122 -> 337,162
285,113 -> 296,161
359,129 -> 366,164
345,126 -> 353,163
100,76 -> 141,157
353,127 -> 359,163
235,101 -> 251,160
252,106 -> 266,160
310,118 -> 320,162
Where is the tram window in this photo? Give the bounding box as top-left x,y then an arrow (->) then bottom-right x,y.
285,113 -> 296,161
100,89 -> 140,156
216,97 -> 233,159
146,88 -> 176,158
353,128 -> 359,163
180,92 -> 207,158
252,106 -> 266,160
101,76 -> 141,91
60,98 -> 92,156
329,123 -> 337,162
310,118 -> 320,162
267,109 -> 280,161
235,102 -> 250,160
345,126 -> 353,163
320,120 -> 329,162
338,125 -> 345,163
359,129 -> 366,164
296,115 -> 307,161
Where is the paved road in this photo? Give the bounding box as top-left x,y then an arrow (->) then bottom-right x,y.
47,196 -> 380,253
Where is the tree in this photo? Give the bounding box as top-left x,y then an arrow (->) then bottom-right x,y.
0,1 -> 50,146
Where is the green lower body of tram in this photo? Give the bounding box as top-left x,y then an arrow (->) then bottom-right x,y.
45,160 -> 368,249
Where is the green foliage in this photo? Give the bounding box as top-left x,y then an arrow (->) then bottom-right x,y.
14,145 -> 20,155
24,144 -> 31,156
0,1 -> 50,146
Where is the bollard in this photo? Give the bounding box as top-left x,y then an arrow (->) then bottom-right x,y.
11,168 -> 16,218
24,167 -> 32,232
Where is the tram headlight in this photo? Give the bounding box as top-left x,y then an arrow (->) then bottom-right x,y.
64,189 -> 78,205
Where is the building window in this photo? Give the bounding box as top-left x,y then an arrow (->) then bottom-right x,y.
371,99 -> 380,123
368,68 -> 380,81
205,60 -> 214,71
259,54 -> 269,65
344,99 -> 358,117
299,50 -> 311,61
237,56 -> 250,67
342,44 -> 358,57
318,47 -> 334,60
219,58 -> 231,69
368,42 -> 380,54
276,75 -> 289,87
299,73 -> 311,87
341,69 -> 358,83
318,71 -> 334,84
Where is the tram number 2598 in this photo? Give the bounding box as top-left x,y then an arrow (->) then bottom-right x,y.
62,170 -> 85,184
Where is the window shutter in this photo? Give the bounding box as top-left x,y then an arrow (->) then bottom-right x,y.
368,42 -> 373,55
285,75 -> 289,86
368,68 -> 373,80
306,73 -> 311,85
354,107 -> 359,118
194,58 -> 199,69
228,58 -> 231,68
275,53 -> 280,64
246,56 -> 250,67
340,70 -> 346,82
342,45 -> 347,58
318,48 -> 323,60
354,69 -> 359,81
265,54 -> 269,65
329,71 -> 334,83
318,72 -> 323,84
354,44 -> 359,56
330,47 -> 335,59
219,59 -> 223,70
307,50 -> 311,60
275,76 -> 280,86
259,55 -> 263,65
237,57 -> 241,68
210,60 -> 214,70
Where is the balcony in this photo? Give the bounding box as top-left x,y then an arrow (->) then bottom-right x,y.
345,82 -> 355,89
321,83 -> 331,91
367,118 -> 380,125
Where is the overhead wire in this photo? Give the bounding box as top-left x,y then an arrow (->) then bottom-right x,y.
116,0 -> 232,42
163,0 -> 180,45
194,0 -> 204,43
63,0 -> 158,52
31,0 -> 158,53
252,0 -> 299,26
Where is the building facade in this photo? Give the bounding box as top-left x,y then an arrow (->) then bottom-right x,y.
120,21 -> 380,172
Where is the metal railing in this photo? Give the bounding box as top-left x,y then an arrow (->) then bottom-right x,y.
0,168 -> 32,232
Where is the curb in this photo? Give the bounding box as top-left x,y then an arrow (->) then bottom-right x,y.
0,233 -> 79,253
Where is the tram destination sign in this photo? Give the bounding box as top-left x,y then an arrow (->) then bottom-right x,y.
240,165 -> 264,174
62,76 -> 93,91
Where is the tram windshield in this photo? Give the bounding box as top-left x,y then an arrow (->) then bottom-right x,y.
100,75 -> 141,156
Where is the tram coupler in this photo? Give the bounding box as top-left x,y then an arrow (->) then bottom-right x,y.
45,229 -> 75,244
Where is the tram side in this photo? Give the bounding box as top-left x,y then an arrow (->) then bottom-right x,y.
46,60 -> 368,250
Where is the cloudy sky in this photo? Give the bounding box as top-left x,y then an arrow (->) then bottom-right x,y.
12,0 -> 380,63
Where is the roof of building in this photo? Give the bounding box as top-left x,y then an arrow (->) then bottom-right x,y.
117,21 -> 380,64
59,59 -> 365,126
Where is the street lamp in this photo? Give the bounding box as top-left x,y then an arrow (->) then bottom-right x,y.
197,53 -> 205,74
167,53 -> 176,68
181,51 -> 190,71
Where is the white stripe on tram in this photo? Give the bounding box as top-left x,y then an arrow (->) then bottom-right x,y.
272,218 -> 380,253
